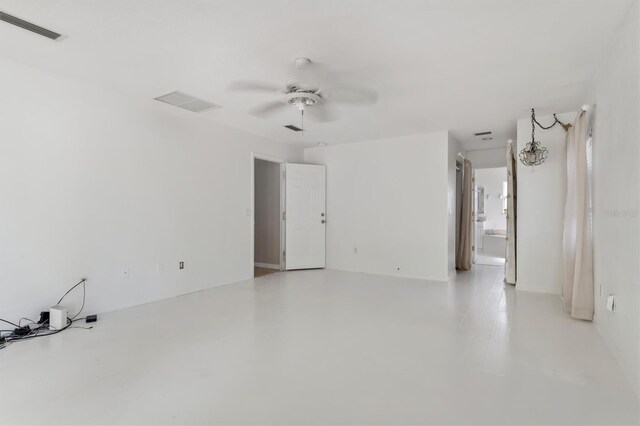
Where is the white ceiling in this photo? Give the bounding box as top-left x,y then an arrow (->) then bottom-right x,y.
0,0 -> 633,150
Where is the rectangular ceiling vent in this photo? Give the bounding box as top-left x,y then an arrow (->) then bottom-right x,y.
284,125 -> 303,132
0,11 -> 65,41
473,131 -> 493,137
154,91 -> 221,113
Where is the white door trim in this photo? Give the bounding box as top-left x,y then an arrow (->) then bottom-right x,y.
251,152 -> 286,276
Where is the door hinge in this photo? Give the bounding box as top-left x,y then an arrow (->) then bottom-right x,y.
283,250 -> 286,259
282,211 -> 286,220
282,171 -> 286,179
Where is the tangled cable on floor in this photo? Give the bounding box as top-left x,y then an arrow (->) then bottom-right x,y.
0,279 -> 93,351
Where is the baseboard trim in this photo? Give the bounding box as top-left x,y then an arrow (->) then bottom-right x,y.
255,262 -> 280,270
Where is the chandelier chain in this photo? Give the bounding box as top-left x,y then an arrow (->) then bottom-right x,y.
531,108 -> 568,131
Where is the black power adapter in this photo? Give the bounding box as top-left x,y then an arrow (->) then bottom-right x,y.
86,315 -> 97,323
38,311 -> 50,324
13,326 -> 31,336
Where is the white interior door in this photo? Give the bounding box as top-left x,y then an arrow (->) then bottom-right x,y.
285,163 -> 326,270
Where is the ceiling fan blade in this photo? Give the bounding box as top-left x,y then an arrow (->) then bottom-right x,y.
250,101 -> 288,117
324,86 -> 379,105
227,80 -> 283,94
305,104 -> 338,123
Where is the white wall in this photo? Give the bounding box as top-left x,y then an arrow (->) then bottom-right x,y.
587,0 -> 640,397
475,167 -> 507,231
448,134 -> 462,276
516,111 -> 576,294
0,58 -> 303,321
254,159 -> 281,266
305,131 -> 450,282
466,147 -> 506,169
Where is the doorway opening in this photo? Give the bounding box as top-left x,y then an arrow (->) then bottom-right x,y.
252,155 -> 284,278
474,166 -> 508,266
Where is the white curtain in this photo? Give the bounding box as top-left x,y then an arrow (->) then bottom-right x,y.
456,159 -> 473,271
504,141 -> 517,285
562,110 -> 594,320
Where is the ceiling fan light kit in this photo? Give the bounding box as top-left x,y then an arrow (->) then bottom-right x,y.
287,92 -> 320,110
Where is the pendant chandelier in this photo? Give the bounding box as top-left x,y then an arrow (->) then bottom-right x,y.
519,108 -> 570,167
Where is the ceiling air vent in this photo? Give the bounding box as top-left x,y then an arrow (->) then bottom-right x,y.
284,125 -> 303,132
154,91 -> 221,113
473,131 -> 493,137
0,11 -> 65,41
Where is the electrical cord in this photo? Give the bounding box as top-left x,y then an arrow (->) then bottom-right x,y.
19,317 -> 38,327
55,278 -> 87,320
70,281 -> 86,320
57,278 -> 86,306
0,278 -> 92,351
2,318 -> 72,346
0,319 -> 19,328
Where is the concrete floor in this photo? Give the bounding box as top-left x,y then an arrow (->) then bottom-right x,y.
0,266 -> 637,425
475,249 -> 506,267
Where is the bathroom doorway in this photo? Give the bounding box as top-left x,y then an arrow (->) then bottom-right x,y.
474,167 -> 508,266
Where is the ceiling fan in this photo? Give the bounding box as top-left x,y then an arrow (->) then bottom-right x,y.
227,57 -> 378,129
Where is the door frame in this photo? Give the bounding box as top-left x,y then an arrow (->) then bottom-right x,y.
251,153 -> 286,275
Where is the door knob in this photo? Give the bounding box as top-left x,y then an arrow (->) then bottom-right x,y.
321,220 -> 326,224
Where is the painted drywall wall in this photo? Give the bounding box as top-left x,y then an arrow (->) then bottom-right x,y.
587,0 -> 640,397
254,159 -> 281,266
0,58 -> 303,321
475,167 -> 507,231
516,111 -> 576,294
448,134 -> 462,277
466,148 -> 506,169
304,131 -> 450,282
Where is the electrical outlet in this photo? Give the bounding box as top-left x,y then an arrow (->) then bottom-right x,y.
157,263 -> 165,274
606,295 -> 616,312
179,261 -> 184,270
353,247 -> 358,254
121,268 -> 129,278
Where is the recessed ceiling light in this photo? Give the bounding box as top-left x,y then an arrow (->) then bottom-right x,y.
317,142 -> 327,146
482,137 -> 494,141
